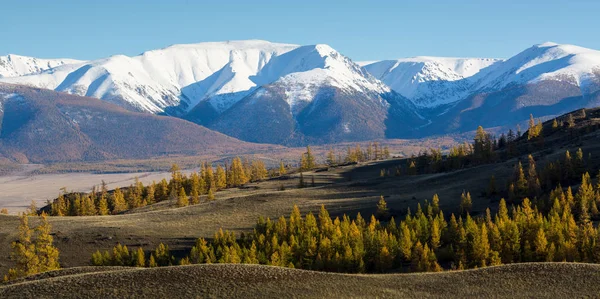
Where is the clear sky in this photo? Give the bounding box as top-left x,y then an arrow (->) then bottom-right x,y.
1,0 -> 598,61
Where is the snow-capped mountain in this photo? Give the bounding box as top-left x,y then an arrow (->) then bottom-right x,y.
363,42 -> 600,110
2,40 -> 600,143
362,57 -> 501,107
419,42 -> 600,135
0,54 -> 83,78
202,44 -> 426,144
0,40 -> 298,113
473,42 -> 600,92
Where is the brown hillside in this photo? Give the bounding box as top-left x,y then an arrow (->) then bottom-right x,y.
0,84 -> 281,163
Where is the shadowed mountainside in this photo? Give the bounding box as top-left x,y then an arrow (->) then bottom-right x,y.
0,83 -> 281,163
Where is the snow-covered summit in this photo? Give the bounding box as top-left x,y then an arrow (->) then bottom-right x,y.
246,44 -> 389,114
0,40 -> 299,113
363,57 -> 500,107
363,42 -> 600,108
0,54 -> 83,78
474,42 -> 600,91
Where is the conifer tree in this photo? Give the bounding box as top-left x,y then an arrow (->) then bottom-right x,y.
376,196 -> 389,220
534,228 -> 548,261
251,160 -> 268,181
207,188 -> 215,201
567,114 -> 575,128
35,213 -> 60,272
135,248 -> 145,267
230,157 -> 248,187
552,118 -> 559,130
145,182 -> 156,205
190,183 -> 200,205
5,214 -> 39,280
527,155 -> 541,196
97,194 -> 109,216
177,187 -> 189,207
279,161 -> 287,175
383,146 -> 391,159
515,162 -> 528,198
431,194 -> 440,215
216,165 -> 227,190
460,191 -> 472,215
111,188 -> 127,214
301,146 -> 316,170
157,179 -> 169,202
148,255 -> 157,267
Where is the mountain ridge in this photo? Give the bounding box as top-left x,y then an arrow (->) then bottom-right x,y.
1,40 -> 600,144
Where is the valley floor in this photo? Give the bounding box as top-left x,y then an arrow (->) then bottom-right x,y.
0,170 -> 182,214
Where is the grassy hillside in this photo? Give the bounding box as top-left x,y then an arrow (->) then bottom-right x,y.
2,263 -> 600,298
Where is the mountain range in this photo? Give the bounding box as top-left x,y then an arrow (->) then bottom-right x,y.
1,40 -> 600,149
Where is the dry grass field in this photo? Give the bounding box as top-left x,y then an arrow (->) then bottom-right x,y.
1,263 -> 600,298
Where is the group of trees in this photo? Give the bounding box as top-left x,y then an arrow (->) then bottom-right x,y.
49,158 -> 272,216
385,114 -> 561,177
91,243 -> 175,268
4,213 -> 60,281
89,170 -> 600,273
326,143 -> 391,167
46,143 -> 398,217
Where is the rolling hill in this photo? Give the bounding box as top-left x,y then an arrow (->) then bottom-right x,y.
1,263 -> 599,298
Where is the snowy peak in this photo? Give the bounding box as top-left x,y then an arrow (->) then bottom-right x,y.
363,57 -> 500,107
0,40 -> 299,113
248,44 -> 389,113
0,54 -> 83,78
475,42 -> 600,91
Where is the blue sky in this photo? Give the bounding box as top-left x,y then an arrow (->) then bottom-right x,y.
1,0 -> 598,61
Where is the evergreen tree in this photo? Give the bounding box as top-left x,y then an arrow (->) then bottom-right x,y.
567,114 -> 575,128
35,214 -> 60,273
145,182 -> 156,205
552,118 -> 559,130
111,188 -> 127,214
207,188 -> 215,201
460,191 -> 472,215
376,196 -> 389,220
5,214 -> 60,281
216,165 -> 227,190
301,146 -> 316,170
135,248 -> 146,267
97,194 -> 109,216
515,162 -> 528,198
5,214 -> 39,280
279,161 -> 287,175
527,155 -> 541,197
177,187 -> 189,207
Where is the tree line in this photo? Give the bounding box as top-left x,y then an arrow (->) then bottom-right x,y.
48,158 -> 272,216
48,144 -> 395,217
